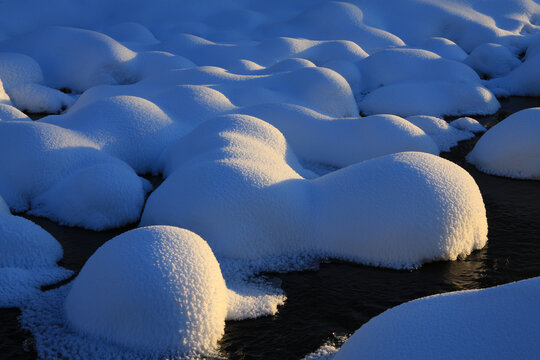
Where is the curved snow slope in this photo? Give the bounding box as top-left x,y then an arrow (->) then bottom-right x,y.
334,277 -> 540,360
0,194 -> 71,307
141,115 -> 487,269
0,120 -> 150,230
467,108 -> 540,180
65,226 -> 228,356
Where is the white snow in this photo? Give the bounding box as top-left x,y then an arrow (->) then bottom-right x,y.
334,277 -> 540,360
64,225 -> 284,357
141,114 -> 487,269
449,116 -> 486,133
418,37 -> 468,62
467,108 -> 540,179
0,103 -> 29,121
65,226 -> 228,356
0,120 -> 150,230
0,52 -> 76,113
360,81 -> 500,117
0,0 -> 539,357
0,194 -> 71,306
464,43 -> 522,78
406,115 -> 475,152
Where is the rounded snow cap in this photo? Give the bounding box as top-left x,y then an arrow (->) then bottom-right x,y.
64,226 -> 228,356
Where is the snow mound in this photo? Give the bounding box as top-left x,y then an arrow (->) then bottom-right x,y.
467,108 -> 540,179
360,81 -> 500,117
465,43 -> 521,78
449,116 -> 486,132
43,95 -> 183,173
357,48 -> 499,116
0,52 -> 43,88
65,226 -> 227,356
0,103 -> 29,121
0,195 -> 71,307
486,53 -> 540,96
334,277 -> 540,360
418,37 -> 467,62
241,103 -> 439,168
6,26 -> 136,92
0,52 -> 76,113
254,1 -> 404,53
141,114 -> 487,269
406,115 -> 475,152
0,120 -> 150,230
60,70 -> 435,170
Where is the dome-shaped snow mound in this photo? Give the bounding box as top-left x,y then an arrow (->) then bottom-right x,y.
467,108 -> 540,180
64,226 -> 228,356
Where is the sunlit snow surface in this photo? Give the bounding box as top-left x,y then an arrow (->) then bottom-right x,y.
331,277 -> 540,360
0,0 -> 540,358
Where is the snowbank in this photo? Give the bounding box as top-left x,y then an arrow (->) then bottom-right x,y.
141,114 -> 487,269
334,277 -> 540,360
467,108 -> 540,179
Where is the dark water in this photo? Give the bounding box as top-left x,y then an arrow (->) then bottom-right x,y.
1,97 -> 540,360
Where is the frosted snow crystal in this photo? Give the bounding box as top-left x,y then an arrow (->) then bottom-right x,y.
467,108 -> 540,179
141,114 -> 487,269
334,277 -> 540,360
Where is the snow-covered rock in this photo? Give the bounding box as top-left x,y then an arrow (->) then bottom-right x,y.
334,277 -> 540,360
467,108 -> 540,179
141,114 -> 487,269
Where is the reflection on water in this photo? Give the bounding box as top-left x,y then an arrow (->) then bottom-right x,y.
1,98 -> 540,360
